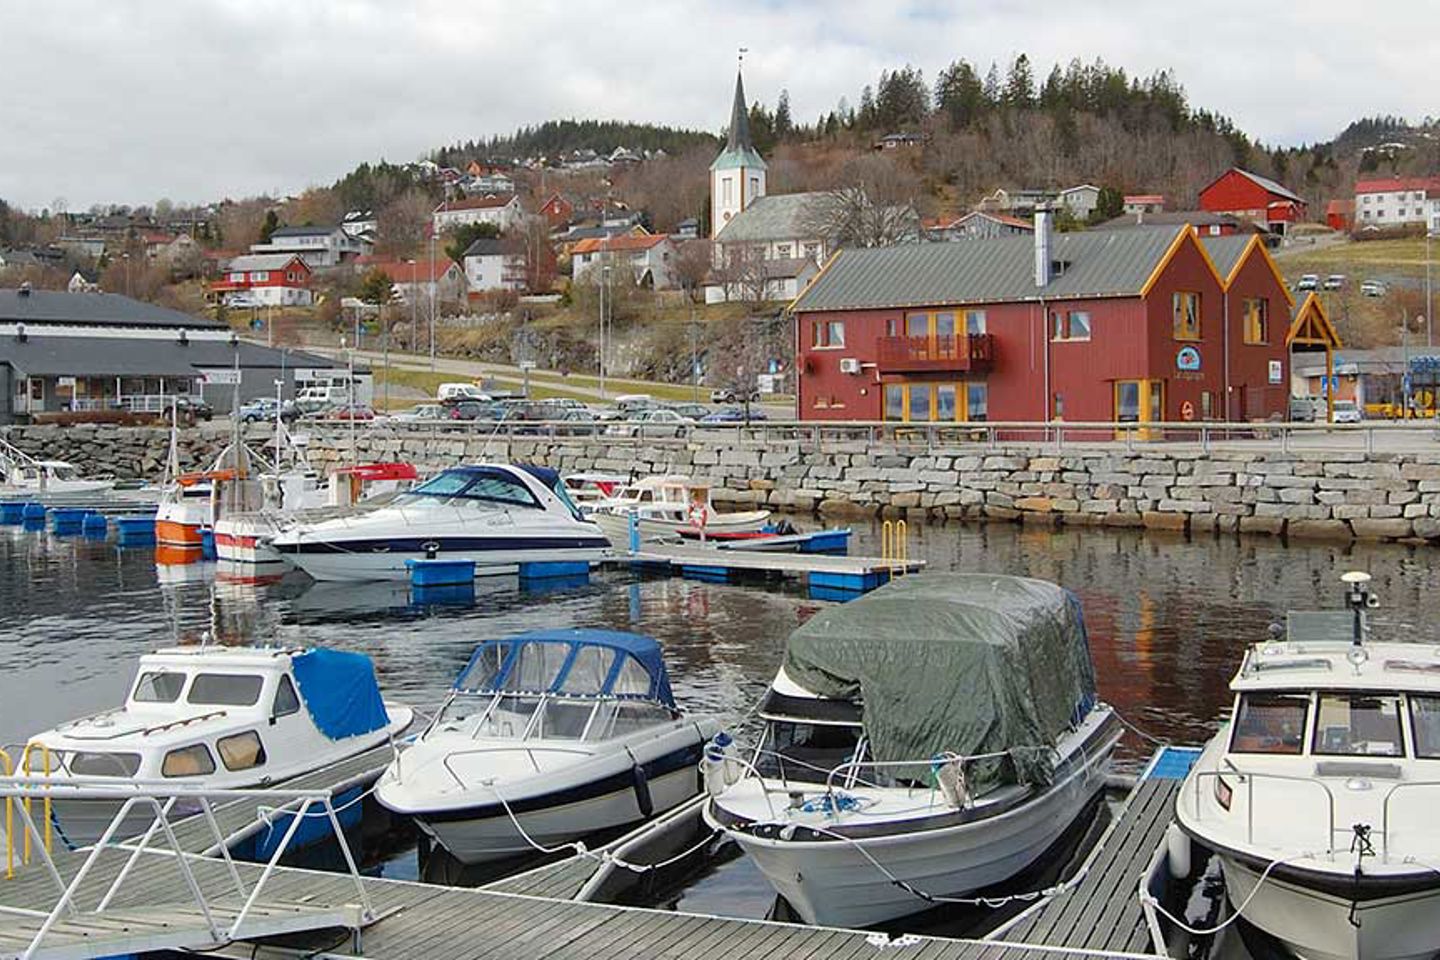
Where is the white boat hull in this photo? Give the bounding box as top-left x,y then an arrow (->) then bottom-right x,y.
709,734 -> 1113,928
284,543 -> 607,582
1221,856 -> 1440,960
591,510 -> 771,544
214,516 -> 286,565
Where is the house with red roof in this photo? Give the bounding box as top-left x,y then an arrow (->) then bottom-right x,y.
1325,198 -> 1353,232
926,211 -> 1033,242
1198,168 -> 1307,235
364,258 -> 467,306
1123,194 -> 1166,215
538,193 -> 575,229
571,234 -> 678,289
431,194 -> 522,236
1352,177 -> 1440,231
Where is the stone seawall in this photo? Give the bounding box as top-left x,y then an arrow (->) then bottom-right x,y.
6,424 -> 1440,543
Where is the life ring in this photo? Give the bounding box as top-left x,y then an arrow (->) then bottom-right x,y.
686,501 -> 709,529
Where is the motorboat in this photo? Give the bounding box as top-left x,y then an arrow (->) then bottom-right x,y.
268,463 -> 611,582
1174,572 -> 1440,960
561,472 -> 630,507
586,474 -> 770,544
703,572 -> 1121,928
24,645 -> 414,844
0,458 -> 116,497
155,442 -> 269,550
376,629 -> 719,864
214,461 -> 419,566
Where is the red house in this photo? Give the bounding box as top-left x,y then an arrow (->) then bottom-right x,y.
791,221 -> 1293,426
1325,199 -> 1352,232
1198,168 -> 1307,235
209,253 -> 313,307
539,193 -> 575,228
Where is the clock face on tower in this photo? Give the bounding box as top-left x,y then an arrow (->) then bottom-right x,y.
724,212 -> 731,221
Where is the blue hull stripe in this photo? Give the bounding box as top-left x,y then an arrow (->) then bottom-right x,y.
276,535 -> 612,556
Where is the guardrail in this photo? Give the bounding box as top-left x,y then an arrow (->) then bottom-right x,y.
293,416 -> 1440,454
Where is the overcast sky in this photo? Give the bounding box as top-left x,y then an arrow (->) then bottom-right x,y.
1,1 -> 1436,212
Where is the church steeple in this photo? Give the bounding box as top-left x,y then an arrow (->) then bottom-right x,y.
710,63 -> 767,238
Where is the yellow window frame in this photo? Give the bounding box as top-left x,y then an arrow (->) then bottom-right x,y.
1173,291 -> 1201,341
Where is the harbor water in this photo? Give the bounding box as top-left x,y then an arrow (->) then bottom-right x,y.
2,518 -> 1435,929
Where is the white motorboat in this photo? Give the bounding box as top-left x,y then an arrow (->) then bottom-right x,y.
268,464 -> 611,582
155,442 -> 269,550
0,458 -> 116,496
214,461 -> 419,566
586,474 -> 770,544
561,472 -> 630,507
703,572 -> 1121,928
376,629 -> 720,864
24,644 -> 414,844
1174,572 -> 1440,960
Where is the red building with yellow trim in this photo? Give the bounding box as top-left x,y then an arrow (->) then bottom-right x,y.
791,219 -> 1294,425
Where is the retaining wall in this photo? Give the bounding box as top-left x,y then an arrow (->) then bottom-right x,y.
5,424 -> 1440,543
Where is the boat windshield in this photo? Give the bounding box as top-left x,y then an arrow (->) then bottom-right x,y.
1230,692 -> 1308,755
548,477 -> 584,521
758,719 -> 873,785
1313,693 -> 1404,757
433,692 -> 670,742
402,469 -> 540,509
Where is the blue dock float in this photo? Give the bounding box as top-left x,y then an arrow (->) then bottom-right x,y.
618,543 -> 924,596
114,515 -> 156,544
82,512 -> 109,538
50,507 -> 88,534
406,557 -> 476,586
799,528 -> 852,554
21,502 -> 47,530
518,560 -> 590,581
0,501 -> 25,524
410,582 -> 477,607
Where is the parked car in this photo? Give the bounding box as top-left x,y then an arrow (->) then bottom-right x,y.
670,402 -> 712,420
1323,274 -> 1346,291
1288,396 -> 1320,422
314,402 -> 375,421
161,397 -> 214,424
437,383 -> 491,403
1331,398 -> 1363,424
552,409 -> 600,436
604,408 -> 694,438
446,400 -> 494,421
613,394 -> 656,414
1360,279 -> 1387,298
701,407 -> 769,424
709,387 -> 762,404
388,403 -> 446,422
1295,274 -> 1319,291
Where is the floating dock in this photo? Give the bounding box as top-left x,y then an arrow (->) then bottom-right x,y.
621,542 -> 924,596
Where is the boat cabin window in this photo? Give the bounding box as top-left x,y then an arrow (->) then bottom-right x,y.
476,694 -> 542,739
1313,694 -> 1404,757
187,674 -> 265,707
606,701 -> 675,738
133,671 -> 185,703
162,744 -> 217,778
1409,696 -> 1440,759
273,676 -> 301,718
557,645 -> 616,695
68,752 -> 141,777
217,731 -> 267,771
1230,693 -> 1308,755
408,470 -> 539,509
531,699 -> 597,739
761,721 -> 865,783
456,643 -> 511,692
506,642 -> 571,692
612,656 -> 653,697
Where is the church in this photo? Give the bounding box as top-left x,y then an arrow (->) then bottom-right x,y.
704,69 -> 831,304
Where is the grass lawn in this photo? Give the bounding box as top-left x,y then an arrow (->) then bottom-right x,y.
1277,238 -> 1436,281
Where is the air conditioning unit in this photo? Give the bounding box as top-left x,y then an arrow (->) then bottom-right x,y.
839,358 -> 862,374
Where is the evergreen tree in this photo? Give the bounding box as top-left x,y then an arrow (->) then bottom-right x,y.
858,85 -> 876,129
1004,54 -> 1035,108
774,89 -> 793,140
982,62 -> 1002,108
935,59 -> 985,128
259,209 -> 279,244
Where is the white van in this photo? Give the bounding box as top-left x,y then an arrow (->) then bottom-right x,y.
438,383 -> 491,403
614,394 -> 655,414
297,385 -> 349,405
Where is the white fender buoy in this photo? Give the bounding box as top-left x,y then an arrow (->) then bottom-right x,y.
1167,823 -> 1192,880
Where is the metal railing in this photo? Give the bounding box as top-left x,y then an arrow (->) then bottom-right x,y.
1,745 -> 53,879
1186,769 -> 1340,855
881,519 -> 909,575
875,332 -> 995,372
0,775 -> 374,958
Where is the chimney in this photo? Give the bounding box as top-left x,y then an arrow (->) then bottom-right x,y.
1034,206 -> 1052,288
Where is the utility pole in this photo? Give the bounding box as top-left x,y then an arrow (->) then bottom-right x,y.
690,301 -> 699,402
599,264 -> 609,399
429,230 -> 438,370
408,258 -> 417,354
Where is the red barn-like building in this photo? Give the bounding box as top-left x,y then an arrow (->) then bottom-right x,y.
792,222 -> 1293,426
1198,168 -> 1307,235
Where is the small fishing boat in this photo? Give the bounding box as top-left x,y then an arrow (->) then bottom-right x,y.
703,572 -> 1121,928
1174,572 -> 1440,960
269,464 -> 610,582
587,475 -> 770,544
562,472 -> 630,507
0,458 -> 116,496
24,645 -> 413,844
376,629 -> 719,864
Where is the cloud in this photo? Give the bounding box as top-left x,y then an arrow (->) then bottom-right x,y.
0,0 -> 1433,210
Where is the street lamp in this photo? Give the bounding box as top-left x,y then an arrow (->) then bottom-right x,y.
599,264 -> 611,398
406,258 -> 417,353
428,230 -> 437,371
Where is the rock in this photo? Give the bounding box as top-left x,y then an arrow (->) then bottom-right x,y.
1286,519 -> 1353,541
1013,496 -> 1054,512
1413,517 -> 1440,539
1350,518 -> 1414,540
1239,516 -> 1285,535
1142,511 -> 1187,531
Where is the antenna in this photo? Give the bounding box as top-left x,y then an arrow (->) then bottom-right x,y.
1340,571 -> 1376,650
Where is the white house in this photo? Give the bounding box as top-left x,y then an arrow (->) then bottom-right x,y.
1354,177 -> 1440,230
249,225 -> 369,268
571,234 -> 678,289
1055,184 -> 1101,221
433,195 -> 522,236
926,211 -> 1033,241
366,258 -> 467,306
1123,194 -> 1166,215
461,238 -> 525,293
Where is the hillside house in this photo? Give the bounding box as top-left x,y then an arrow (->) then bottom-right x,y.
1124,195 -> 1166,215
927,211 -> 1033,241
1352,177 -> 1440,230
211,254 -> 313,306
366,258 -> 467,306
461,238 -> 526,293
1198,168 -> 1307,235
572,234 -> 677,289
249,224 -> 369,268
1056,184 -> 1101,221
433,195 -> 522,236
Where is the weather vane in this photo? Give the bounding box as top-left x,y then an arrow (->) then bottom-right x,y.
738,47 -> 748,67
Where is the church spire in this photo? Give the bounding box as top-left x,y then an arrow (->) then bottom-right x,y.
726,70 -> 753,154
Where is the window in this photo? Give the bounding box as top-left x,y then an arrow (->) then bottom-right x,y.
907,383 -> 932,422
612,656 -> 653,697
884,381 -> 986,421
966,382 -> 988,421
162,744 -> 217,778
1201,391 -> 1213,419
1052,310 -> 1091,341
884,384 -> 904,421
273,676 -> 300,717
759,721 -> 864,784
963,310 -> 987,334
133,671 -> 185,703
1173,292 -> 1201,340
749,176 -> 760,198
253,271 -> 269,282
1313,694 -> 1404,757
803,243 -> 820,261
187,674 -> 264,706
776,244 -> 792,258
1229,693 -> 1308,755
558,645 -> 615,695
722,177 -> 734,207
228,272 -> 244,283
812,319 -> 844,348
609,701 -> 675,737
506,642 -> 571,692
531,700 -> 596,740
217,731 -> 267,771
1243,298 -> 1268,344
1410,696 -> 1440,758
69,752 -> 141,777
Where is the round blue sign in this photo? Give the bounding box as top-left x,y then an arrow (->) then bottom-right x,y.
1176,346 -> 1201,372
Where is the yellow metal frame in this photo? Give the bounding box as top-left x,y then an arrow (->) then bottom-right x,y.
1,743 -> 54,880
881,519 -> 909,576
21,743 -> 52,863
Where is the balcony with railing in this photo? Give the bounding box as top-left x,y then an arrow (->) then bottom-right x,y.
876,333 -> 995,373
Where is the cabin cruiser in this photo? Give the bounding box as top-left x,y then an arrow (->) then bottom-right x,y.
269,464 -> 611,582
24,645 -> 414,843
586,474 -> 770,544
376,629 -> 719,864
703,573 -> 1121,928
155,441 -> 269,550
561,472 -> 630,507
0,458 -> 116,496
214,462 -> 419,566
1175,572 -> 1440,960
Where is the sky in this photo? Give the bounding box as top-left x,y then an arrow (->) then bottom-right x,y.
1,0 -> 1437,212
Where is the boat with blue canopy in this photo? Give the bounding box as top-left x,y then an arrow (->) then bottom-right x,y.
376,629 -> 719,864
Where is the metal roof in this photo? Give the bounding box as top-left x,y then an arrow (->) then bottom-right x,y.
1198,234 -> 1254,280
791,226 -> 1185,313
0,334 -> 344,377
711,69 -> 767,173
0,289 -> 224,330
714,192 -> 833,244
268,225 -> 340,238
222,254 -> 306,272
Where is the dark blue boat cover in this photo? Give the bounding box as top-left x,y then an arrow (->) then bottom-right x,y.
454,629 -> 675,708
291,649 -> 391,740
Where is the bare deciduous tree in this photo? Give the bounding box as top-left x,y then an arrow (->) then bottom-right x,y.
376,187 -> 434,257
674,239 -> 712,302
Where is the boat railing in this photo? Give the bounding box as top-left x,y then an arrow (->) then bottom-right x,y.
0,774 -> 374,956
1187,769 -> 1341,855
437,744 -> 594,790
141,709 -> 230,738
824,749 -> 1017,797
1379,780 -> 1440,861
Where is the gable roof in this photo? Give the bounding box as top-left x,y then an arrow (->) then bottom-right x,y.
791,226 -> 1190,313
0,334 -> 342,378
763,257 -> 820,280
1094,210 -> 1261,233
1203,168 -> 1305,205
365,259 -> 461,283
461,238 -> 509,258
269,225 -> 340,238
223,253 -> 309,273
1287,292 -> 1342,350
571,234 -> 669,255
1197,234 -> 1256,282
951,211 -> 1033,231
1353,176 -> 1440,195
714,192 -> 833,244
0,289 -> 223,330
434,195 -> 517,213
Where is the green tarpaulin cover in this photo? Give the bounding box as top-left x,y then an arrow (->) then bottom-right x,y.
783,573 -> 1098,786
